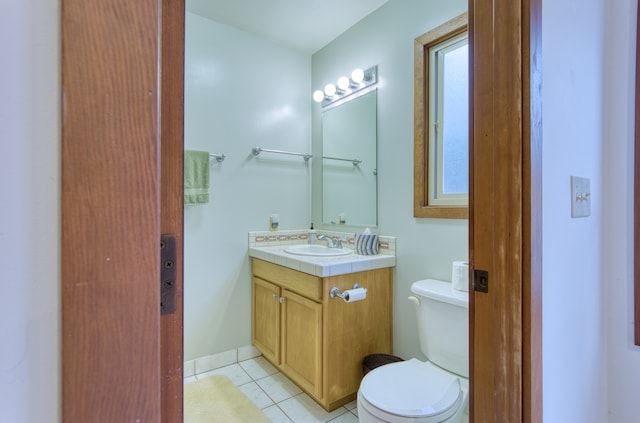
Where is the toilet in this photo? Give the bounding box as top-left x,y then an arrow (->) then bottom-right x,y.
357,279 -> 469,423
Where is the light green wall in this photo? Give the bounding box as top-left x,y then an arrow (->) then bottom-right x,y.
312,0 -> 468,359
184,13 -> 311,361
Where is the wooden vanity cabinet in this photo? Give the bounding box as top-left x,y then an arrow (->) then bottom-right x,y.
251,258 -> 393,411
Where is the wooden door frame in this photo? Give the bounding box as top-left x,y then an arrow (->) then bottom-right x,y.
60,0 -> 541,421
159,0 -> 186,421
469,0 -> 542,421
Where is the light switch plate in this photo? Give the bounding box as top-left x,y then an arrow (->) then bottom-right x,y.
571,176 -> 591,218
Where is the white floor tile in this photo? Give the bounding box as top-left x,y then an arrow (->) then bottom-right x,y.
238,381 -> 275,410
185,360 -> 363,423
351,406 -> 359,417
278,393 -> 348,423
328,412 -> 359,423
262,405 -> 294,423
256,373 -> 302,403
239,356 -> 279,380
196,363 -> 252,386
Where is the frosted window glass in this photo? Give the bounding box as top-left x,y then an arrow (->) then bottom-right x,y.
442,44 -> 469,194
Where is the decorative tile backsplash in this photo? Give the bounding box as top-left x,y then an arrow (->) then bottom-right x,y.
248,229 -> 395,255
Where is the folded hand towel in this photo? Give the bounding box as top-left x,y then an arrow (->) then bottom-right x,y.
184,150 -> 210,205
355,233 -> 379,255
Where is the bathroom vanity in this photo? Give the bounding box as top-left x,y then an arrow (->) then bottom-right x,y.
249,240 -> 395,411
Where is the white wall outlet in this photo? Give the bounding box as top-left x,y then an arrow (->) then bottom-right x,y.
571,176 -> 591,218
269,214 -> 279,231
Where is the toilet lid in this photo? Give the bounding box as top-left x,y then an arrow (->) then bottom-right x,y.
360,358 -> 461,419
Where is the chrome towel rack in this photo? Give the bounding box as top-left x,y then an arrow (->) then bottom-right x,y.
252,147 -> 312,162
322,155 -> 362,166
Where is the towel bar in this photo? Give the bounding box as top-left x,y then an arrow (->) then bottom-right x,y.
322,155 -> 362,166
252,147 -> 311,162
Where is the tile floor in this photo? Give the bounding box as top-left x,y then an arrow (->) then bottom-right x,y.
184,356 -> 359,423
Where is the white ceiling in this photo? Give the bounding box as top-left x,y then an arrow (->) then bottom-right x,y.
186,0 -> 390,54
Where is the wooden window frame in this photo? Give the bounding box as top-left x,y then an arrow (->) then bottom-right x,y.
414,12 -> 469,219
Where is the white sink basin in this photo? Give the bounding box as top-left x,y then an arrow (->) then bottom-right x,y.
284,244 -> 352,257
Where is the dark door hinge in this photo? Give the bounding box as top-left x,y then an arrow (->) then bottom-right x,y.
160,234 -> 177,315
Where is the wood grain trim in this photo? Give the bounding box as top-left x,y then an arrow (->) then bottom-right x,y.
414,12 -> 469,219
470,0 -> 535,420
467,0 -> 477,417
635,0 -> 640,346
61,0 -> 161,420
522,0 -> 543,419
469,0 -> 497,417
160,0 -> 186,422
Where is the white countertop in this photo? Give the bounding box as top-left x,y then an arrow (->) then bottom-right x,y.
248,245 -> 396,277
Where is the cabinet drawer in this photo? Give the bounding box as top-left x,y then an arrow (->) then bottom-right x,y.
252,259 -> 321,301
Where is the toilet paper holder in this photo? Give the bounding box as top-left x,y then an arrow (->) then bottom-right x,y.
330,283 -> 367,302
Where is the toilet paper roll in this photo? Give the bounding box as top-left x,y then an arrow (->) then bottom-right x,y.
342,287 -> 368,302
452,261 -> 469,292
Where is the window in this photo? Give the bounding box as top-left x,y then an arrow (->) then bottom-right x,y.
414,13 -> 468,218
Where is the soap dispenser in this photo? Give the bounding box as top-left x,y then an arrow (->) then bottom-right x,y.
308,223 -> 317,244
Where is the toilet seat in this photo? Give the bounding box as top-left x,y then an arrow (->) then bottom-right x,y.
359,358 -> 463,422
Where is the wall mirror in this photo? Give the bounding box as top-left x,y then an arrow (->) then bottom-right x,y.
322,89 -> 377,227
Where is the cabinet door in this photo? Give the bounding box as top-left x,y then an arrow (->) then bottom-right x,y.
252,277 -> 280,364
281,289 -> 323,399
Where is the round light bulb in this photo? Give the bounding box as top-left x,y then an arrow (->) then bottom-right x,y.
324,83 -> 336,97
313,90 -> 324,103
337,76 -> 350,91
351,68 -> 365,83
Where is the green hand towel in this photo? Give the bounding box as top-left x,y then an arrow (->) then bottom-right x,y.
184,150 -> 210,205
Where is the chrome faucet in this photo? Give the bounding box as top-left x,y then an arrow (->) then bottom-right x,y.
317,235 -> 347,249
317,234 -> 335,248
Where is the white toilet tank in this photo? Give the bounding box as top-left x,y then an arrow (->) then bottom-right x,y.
410,279 -> 469,378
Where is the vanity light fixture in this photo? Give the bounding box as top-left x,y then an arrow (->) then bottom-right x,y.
324,83 -> 337,97
351,68 -> 365,84
313,65 -> 378,107
337,76 -> 350,91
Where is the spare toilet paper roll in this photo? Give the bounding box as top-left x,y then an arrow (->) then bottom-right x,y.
342,287 -> 368,302
452,261 -> 469,292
